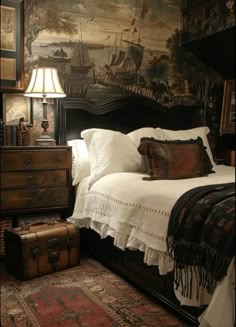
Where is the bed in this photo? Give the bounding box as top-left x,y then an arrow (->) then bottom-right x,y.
56,95 -> 235,327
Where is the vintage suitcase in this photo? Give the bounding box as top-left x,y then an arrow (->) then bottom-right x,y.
4,220 -> 80,280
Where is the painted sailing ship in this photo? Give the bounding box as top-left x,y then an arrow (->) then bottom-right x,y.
112,40 -> 144,83
70,41 -> 94,75
48,47 -> 70,63
100,2 -> 147,85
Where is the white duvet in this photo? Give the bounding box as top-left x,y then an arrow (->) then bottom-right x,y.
67,165 -> 235,327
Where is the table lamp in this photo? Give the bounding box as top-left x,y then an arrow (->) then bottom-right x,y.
24,67 -> 66,146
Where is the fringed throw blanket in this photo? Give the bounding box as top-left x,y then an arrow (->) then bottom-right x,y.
167,182 -> 235,298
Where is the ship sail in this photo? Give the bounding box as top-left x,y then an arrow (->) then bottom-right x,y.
109,54 -> 117,66
54,49 -> 60,56
112,51 -> 126,66
99,1 -> 147,85
70,41 -> 94,75
59,47 -> 68,57
47,47 -> 70,63
119,57 -> 135,72
122,40 -> 144,71
53,47 -> 68,58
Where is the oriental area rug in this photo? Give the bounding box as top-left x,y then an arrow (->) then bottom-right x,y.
1,256 -> 188,327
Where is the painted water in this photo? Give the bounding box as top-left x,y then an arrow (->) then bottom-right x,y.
32,39 -> 168,101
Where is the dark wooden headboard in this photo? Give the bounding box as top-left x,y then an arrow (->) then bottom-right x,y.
56,95 -> 200,145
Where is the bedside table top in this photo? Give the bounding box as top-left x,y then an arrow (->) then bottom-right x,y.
0,145 -> 71,150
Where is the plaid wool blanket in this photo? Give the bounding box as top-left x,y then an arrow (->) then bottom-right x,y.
167,182 -> 235,298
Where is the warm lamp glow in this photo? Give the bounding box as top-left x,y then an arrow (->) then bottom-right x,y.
24,67 -> 66,98
24,67 -> 66,146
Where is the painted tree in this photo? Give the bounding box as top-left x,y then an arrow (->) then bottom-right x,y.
166,28 -> 208,97
24,0 -> 78,56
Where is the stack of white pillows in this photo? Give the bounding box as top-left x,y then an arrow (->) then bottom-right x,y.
68,126 -> 216,189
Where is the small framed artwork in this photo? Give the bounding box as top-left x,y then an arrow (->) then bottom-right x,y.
3,93 -> 33,125
220,80 -> 235,134
0,0 -> 24,91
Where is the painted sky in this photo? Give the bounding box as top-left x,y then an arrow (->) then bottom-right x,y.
37,0 -> 181,52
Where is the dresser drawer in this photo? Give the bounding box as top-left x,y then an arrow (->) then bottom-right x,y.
1,170 -> 68,189
1,188 -> 69,210
1,150 -> 69,170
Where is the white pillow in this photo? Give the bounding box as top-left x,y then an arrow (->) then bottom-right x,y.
67,139 -> 90,186
128,127 -> 162,147
159,127 -> 216,168
81,129 -> 142,187
127,127 -> 162,171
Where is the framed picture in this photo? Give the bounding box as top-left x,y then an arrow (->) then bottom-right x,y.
3,93 -> 33,125
220,80 -> 235,134
0,0 -> 24,91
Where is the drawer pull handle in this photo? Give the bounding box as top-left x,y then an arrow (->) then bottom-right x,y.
57,156 -> 62,161
28,197 -> 33,203
25,158 -> 32,166
28,176 -> 33,181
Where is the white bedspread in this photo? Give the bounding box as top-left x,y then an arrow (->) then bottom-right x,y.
68,165 -> 234,270
68,165 -> 235,326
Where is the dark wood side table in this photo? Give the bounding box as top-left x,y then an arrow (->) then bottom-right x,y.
0,146 -> 73,257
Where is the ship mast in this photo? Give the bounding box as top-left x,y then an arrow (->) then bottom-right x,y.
138,1 -> 148,43
79,21 -> 84,66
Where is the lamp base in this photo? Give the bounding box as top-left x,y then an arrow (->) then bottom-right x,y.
35,132 -> 56,146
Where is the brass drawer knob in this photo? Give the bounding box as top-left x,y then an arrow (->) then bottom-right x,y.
25,158 -> 32,166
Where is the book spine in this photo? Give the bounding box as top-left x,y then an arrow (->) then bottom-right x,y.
11,125 -> 17,146
3,124 -> 7,146
0,124 -> 33,146
0,119 -> 3,146
17,128 -> 23,146
5,125 -> 12,145
4,125 -> 18,145
23,127 -> 34,146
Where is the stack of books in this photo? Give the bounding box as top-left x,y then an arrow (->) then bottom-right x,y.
0,120 -> 34,146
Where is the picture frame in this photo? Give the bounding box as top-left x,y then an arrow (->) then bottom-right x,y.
3,93 -> 33,125
0,0 -> 24,91
220,80 -> 235,134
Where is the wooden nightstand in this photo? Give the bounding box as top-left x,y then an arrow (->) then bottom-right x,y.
224,150 -> 236,167
229,150 -> 235,167
0,146 -> 72,256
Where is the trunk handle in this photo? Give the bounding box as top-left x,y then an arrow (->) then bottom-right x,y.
21,219 -> 64,230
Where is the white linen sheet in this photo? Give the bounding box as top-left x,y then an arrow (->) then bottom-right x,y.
67,165 -> 235,326
68,164 -> 234,270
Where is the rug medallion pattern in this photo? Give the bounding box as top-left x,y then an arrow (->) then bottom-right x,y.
1,257 -> 187,327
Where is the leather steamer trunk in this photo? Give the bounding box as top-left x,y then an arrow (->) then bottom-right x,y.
4,220 -> 80,280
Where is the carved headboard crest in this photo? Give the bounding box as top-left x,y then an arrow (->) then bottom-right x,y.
56,95 -> 200,145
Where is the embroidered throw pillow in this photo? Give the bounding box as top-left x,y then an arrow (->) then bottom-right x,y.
138,137 -> 213,180
158,127 -> 216,169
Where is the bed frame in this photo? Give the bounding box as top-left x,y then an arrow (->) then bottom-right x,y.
56,95 -> 205,325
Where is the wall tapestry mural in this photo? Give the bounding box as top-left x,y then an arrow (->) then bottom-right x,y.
24,0 -> 200,107
182,0 -> 235,42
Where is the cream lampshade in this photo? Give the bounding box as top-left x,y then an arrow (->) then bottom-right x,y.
24,67 -> 66,146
